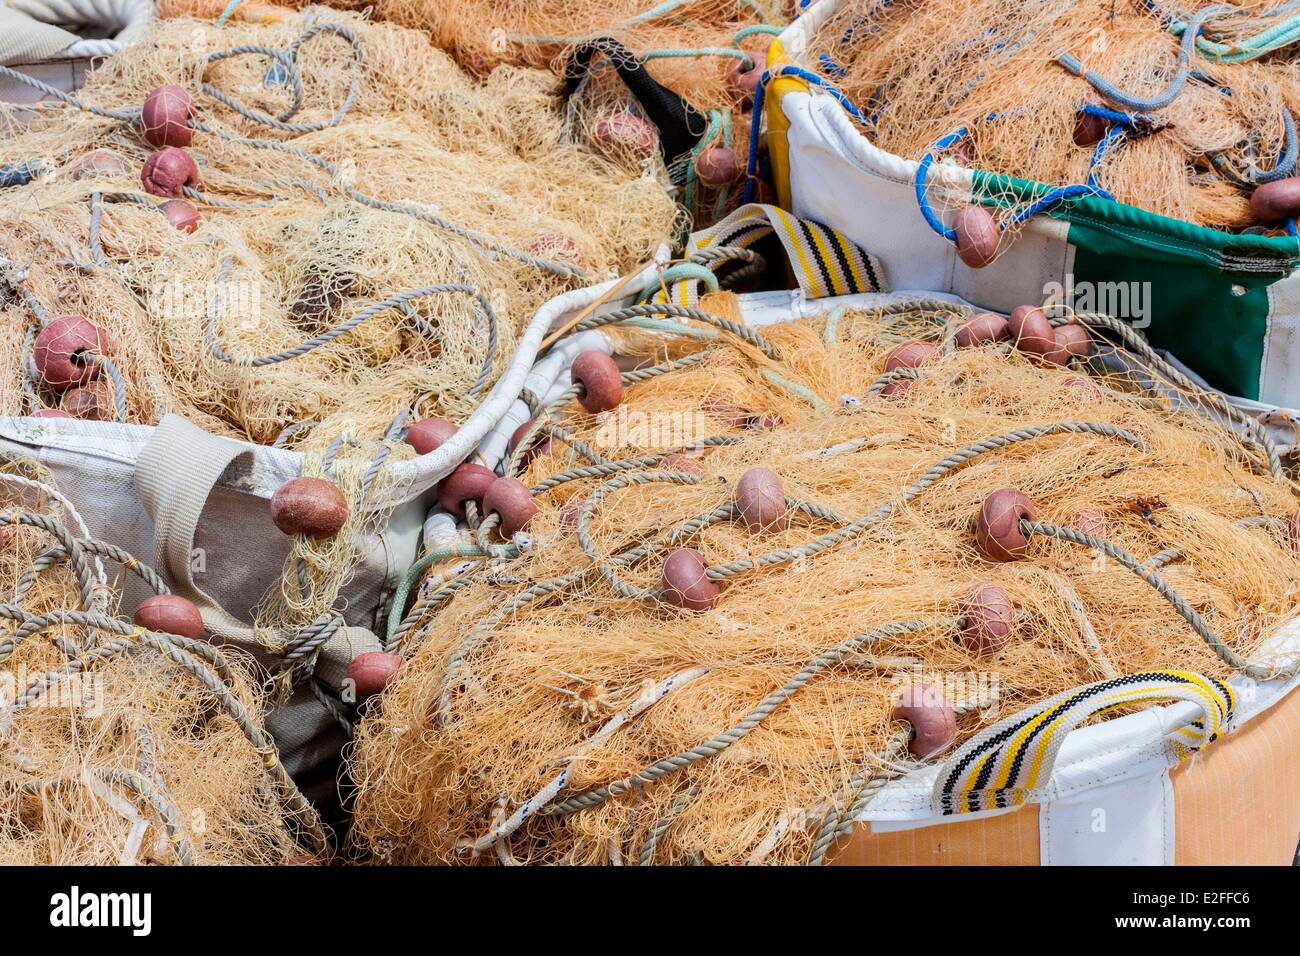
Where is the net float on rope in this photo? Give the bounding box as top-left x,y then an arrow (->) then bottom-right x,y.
570,351 -> 623,413
892,682 -> 958,758
347,651 -> 403,700
954,312 -> 1008,347
727,59 -> 762,109
134,594 -> 205,640
559,503 -> 581,528
880,378 -> 913,399
661,548 -> 720,611
1072,510 -> 1106,538
1053,323 -> 1093,360
508,422 -> 553,466
953,205 -> 999,268
270,476 -> 349,538
593,112 -> 657,159
67,149 -> 132,180
404,417 -> 457,455
1249,178 -> 1300,222
660,453 -> 701,475
436,463 -> 497,519
884,340 -> 940,371
59,383 -> 113,421
958,583 -> 1014,657
703,396 -> 749,428
696,146 -> 742,187
159,199 -> 200,233
34,315 -> 107,392
749,413 -> 781,431
483,476 -> 537,538
141,147 -> 199,199
1006,305 -> 1066,363
975,488 -> 1036,561
141,84 -> 196,149
736,467 -> 787,531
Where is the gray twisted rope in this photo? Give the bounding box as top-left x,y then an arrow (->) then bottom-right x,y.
1022,519 -> 1284,681
87,354 -> 128,422
702,421 -> 1146,582
539,619 -> 936,817
571,304 -> 780,360
0,510 -> 96,611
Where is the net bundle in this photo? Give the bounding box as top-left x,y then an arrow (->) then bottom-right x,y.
348,295 -> 1300,865
803,0 -> 1300,233
0,462 -> 323,864
0,11 -> 680,448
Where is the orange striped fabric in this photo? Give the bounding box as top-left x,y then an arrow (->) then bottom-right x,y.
829,688 -> 1300,866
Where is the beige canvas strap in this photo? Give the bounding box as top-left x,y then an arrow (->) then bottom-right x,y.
134,414 -> 263,646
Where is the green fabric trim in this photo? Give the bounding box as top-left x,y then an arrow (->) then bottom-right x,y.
972,170 -> 1300,275
968,169 -> 1282,399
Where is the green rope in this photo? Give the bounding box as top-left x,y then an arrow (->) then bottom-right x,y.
385,545 -> 495,643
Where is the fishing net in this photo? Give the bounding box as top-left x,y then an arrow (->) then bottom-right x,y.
0,11 -> 680,448
161,0 -> 791,223
348,295 -> 1300,865
802,0 -> 1300,232
0,462 -> 323,864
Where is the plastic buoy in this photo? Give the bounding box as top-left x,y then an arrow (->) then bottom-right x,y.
571,351 -> 623,413
141,147 -> 199,198
892,683 -> 958,758
160,199 -> 200,233
347,651 -> 403,700
975,488 -> 1037,561
953,206 -> 999,268
134,594 -> 205,639
954,312 -> 1008,347
884,340 -> 940,371
958,584 -> 1014,656
736,467 -> 787,531
483,476 -> 538,537
270,477 -> 349,538
404,417 -> 457,455
436,463 -> 497,519
141,85 -> 195,148
34,315 -> 107,391
661,548 -> 720,611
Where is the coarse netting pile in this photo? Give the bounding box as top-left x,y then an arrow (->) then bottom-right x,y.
160,0 -> 791,224
348,296 -> 1300,865
0,462 -> 323,864
803,0 -> 1300,231
0,11 -> 680,449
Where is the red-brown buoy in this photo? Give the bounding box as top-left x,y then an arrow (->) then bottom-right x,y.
1250,178 -> 1300,222
661,548 -> 720,611
141,84 -> 196,149
1053,323 -> 1093,360
347,651 -> 403,700
696,147 -> 742,186
59,383 -> 113,421
735,467 -> 787,531
270,477 -> 349,538
508,422 -> 553,466
159,199 -> 200,233
134,594 -> 205,639
483,476 -> 537,537
593,112 -> 657,158
727,59 -> 762,109
1006,305 -> 1065,363
958,584 -> 1014,657
954,312 -> 1008,348
975,488 -> 1037,561
884,340 -> 940,371
436,463 -> 497,519
141,147 -> 199,199
404,417 -> 457,455
892,683 -> 958,758
34,315 -> 107,391
1072,510 -> 1106,538
953,205 -> 999,268
571,351 -> 623,413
